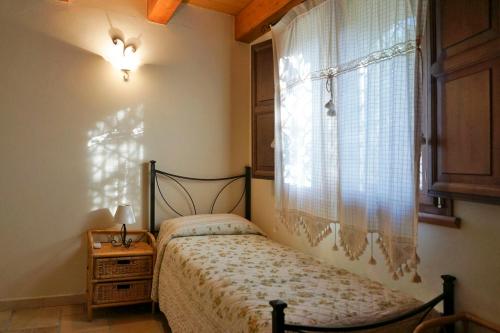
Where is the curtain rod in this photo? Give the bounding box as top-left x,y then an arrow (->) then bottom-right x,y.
266,0 -> 308,29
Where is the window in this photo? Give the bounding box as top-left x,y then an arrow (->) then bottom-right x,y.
272,0 -> 428,277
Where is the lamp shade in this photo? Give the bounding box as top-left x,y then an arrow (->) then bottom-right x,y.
114,204 -> 136,225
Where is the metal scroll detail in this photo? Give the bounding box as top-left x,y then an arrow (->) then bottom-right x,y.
154,170 -> 246,218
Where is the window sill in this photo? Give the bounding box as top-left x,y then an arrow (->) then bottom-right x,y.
418,212 -> 461,229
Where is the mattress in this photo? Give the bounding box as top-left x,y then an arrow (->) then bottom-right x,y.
152,214 -> 430,333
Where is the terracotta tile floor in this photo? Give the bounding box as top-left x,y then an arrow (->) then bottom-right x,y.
0,304 -> 171,333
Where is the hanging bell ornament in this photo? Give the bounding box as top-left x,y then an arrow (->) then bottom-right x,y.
325,74 -> 336,117
325,99 -> 336,117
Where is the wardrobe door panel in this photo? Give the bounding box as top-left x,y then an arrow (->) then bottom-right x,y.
254,112 -> 275,177
430,0 -> 500,203
440,68 -> 491,175
438,0 -> 499,57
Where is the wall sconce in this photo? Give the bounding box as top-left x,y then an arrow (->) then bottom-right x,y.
107,38 -> 140,81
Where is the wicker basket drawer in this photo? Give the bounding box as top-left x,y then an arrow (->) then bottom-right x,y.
94,256 -> 152,279
93,280 -> 151,304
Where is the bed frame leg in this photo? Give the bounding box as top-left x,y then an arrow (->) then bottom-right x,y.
441,275 -> 456,333
150,160 -> 156,233
270,300 -> 287,333
245,166 -> 252,220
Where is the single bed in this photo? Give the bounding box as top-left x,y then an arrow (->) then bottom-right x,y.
149,161 -> 456,333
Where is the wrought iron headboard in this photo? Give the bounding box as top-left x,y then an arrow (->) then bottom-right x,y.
149,160 -> 251,232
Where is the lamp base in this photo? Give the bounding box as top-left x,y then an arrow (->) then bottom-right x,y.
111,224 -> 132,248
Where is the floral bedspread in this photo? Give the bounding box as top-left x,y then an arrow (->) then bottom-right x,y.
153,214 -> 427,333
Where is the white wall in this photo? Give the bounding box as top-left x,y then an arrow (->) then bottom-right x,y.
0,0 -> 250,300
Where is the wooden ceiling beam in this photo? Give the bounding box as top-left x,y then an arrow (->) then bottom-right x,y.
147,0 -> 182,25
235,0 -> 303,43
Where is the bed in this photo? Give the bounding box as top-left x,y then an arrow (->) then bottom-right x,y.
149,161 -> 456,333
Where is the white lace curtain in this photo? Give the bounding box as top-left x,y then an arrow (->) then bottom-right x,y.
272,0 -> 427,281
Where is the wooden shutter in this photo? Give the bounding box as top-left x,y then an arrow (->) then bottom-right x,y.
252,40 -> 275,179
429,0 -> 500,203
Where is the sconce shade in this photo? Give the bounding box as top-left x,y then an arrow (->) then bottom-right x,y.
109,38 -> 139,72
104,37 -> 140,81
114,204 -> 136,225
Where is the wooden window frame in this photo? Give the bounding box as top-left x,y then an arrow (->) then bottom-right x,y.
251,40 -> 275,180
418,4 -> 460,228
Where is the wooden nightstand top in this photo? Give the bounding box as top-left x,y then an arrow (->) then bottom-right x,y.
87,230 -> 156,256
92,242 -> 154,258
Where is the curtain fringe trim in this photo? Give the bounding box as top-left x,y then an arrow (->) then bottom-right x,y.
376,233 -> 421,283
277,210 -> 421,283
277,210 -> 334,247
338,227 -> 369,261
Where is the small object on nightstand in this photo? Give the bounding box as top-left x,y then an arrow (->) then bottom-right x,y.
86,229 -> 156,321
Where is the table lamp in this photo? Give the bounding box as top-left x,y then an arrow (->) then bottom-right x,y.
113,204 -> 135,248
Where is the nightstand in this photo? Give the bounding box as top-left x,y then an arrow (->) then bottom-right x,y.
86,230 -> 156,321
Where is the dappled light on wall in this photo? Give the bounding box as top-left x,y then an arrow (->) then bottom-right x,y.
87,106 -> 144,221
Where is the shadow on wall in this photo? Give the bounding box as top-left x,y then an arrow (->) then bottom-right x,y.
85,208 -> 114,230
87,105 -> 145,227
